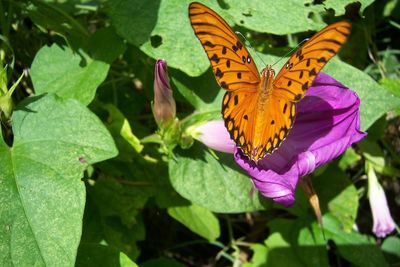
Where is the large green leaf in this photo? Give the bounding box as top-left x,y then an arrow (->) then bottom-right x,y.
0,94 -> 117,266
30,44 -> 109,105
108,0 -> 375,77
169,143 -> 271,212
108,0 -> 209,77
226,0 -> 373,35
323,0 -> 374,15
222,0 -> 325,35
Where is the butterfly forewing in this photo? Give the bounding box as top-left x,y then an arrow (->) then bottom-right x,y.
273,21 -> 351,101
189,2 -> 260,91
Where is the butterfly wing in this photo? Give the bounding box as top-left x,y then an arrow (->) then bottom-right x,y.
221,89 -> 258,155
252,21 -> 351,161
189,2 -> 261,151
273,21 -> 351,101
188,2 -> 260,91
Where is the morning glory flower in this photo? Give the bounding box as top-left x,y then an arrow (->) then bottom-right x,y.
153,59 -> 176,127
197,73 -> 366,207
192,120 -> 235,154
367,163 -> 396,238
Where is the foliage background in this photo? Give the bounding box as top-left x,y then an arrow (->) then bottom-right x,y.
0,0 -> 399,266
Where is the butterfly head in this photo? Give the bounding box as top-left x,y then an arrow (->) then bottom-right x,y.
260,65 -> 275,78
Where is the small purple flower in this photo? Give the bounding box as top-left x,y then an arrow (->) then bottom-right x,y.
153,59 -> 176,126
193,120 -> 236,153
197,73 -> 366,207
367,163 -> 396,238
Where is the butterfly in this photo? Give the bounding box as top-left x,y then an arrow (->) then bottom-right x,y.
189,2 -> 351,162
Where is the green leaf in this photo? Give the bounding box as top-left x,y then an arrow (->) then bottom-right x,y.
324,59 -> 400,130
168,204 -> 220,241
109,0 -> 210,76
263,227 -> 302,267
0,94 -> 117,266
170,68 -> 223,112
227,0 -> 373,35
88,27 -> 127,64
382,236 -> 400,265
359,139 -> 400,176
119,252 -> 139,267
241,244 -> 269,267
314,165 -> 359,232
264,215 -> 388,267
30,44 -> 109,105
101,103 -> 143,159
223,0 -> 325,35
338,147 -> 362,170
322,0 -> 374,15
169,142 -> 271,212
27,0 -> 89,47
380,78 -> 400,98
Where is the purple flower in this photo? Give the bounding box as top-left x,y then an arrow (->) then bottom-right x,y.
193,120 -> 236,153
197,73 -> 366,207
153,59 -> 176,127
234,73 -> 366,206
367,163 -> 396,238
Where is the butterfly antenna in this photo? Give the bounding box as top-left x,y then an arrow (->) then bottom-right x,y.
271,38 -> 310,67
235,31 -> 267,67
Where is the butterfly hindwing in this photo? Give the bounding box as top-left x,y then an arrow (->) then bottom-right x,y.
189,2 -> 260,91
256,98 -> 296,158
222,89 -> 258,154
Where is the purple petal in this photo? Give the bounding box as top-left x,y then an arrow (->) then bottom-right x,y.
235,72 -> 366,206
153,59 -> 176,126
195,120 -> 235,153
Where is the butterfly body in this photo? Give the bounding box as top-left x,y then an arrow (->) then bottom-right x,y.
189,2 -> 351,162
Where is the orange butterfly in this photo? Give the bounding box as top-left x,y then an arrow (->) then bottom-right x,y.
189,2 -> 351,162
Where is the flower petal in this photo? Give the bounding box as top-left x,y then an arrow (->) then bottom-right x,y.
195,120 -> 235,153
368,163 -> 396,238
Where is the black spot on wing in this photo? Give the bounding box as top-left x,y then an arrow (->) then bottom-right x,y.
302,81 -> 309,91
234,95 -> 239,105
203,41 -> 215,48
216,68 -> 223,78
221,81 -> 229,89
222,46 -> 227,55
210,54 -> 219,63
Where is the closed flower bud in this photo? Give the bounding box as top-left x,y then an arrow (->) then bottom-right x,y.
153,59 -> 176,127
